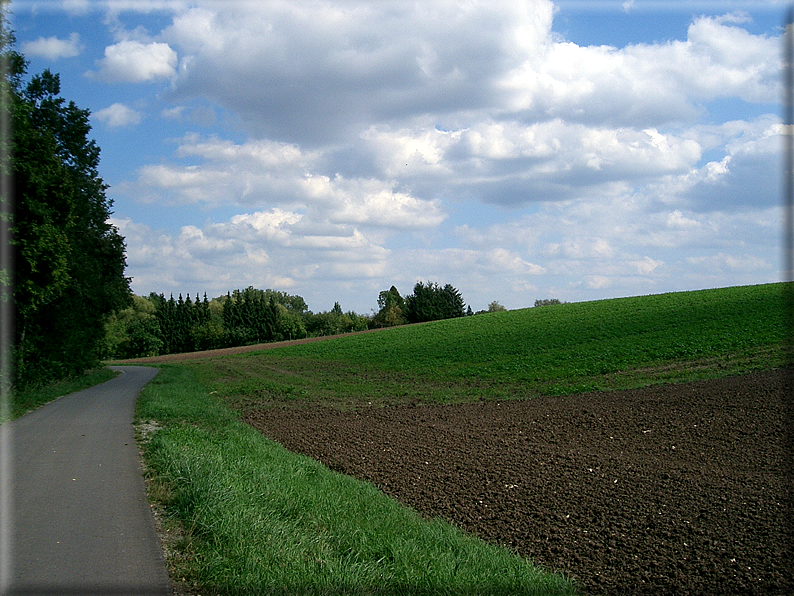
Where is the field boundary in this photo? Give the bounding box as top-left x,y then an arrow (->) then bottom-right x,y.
112,324 -> 418,364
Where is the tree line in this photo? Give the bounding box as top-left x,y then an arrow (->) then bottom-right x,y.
103,281 -> 476,360
103,287 -> 368,359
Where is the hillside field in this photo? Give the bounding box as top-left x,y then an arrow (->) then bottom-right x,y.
136,283 -> 790,595
186,283 -> 786,410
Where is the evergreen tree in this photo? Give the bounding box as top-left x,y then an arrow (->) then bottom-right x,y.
404,281 -> 466,324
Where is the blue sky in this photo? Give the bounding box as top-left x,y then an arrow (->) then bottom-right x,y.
9,0 -> 788,313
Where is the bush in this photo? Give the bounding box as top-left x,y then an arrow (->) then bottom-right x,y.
534,298 -> 563,307
488,301 -> 507,313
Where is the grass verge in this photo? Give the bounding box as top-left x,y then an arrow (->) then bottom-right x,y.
2,367 -> 120,423
136,365 -> 579,596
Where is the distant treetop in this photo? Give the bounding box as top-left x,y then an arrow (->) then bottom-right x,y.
534,298 -> 563,307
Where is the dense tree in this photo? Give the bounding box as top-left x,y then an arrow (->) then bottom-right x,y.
263,289 -> 309,315
534,298 -> 563,307
103,295 -> 162,359
373,285 -> 408,328
190,294 -> 226,351
303,301 -> 369,337
104,286 -> 368,357
273,303 -> 307,340
404,281 -> 466,324
5,17 -> 131,386
221,286 -> 281,345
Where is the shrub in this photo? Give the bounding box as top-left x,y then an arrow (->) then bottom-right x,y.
534,298 -> 563,307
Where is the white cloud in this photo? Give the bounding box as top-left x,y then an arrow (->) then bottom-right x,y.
113,211 -> 393,310
587,275 -> 612,290
161,106 -> 185,119
666,115 -> 782,211
22,33 -> 82,59
96,3 -> 783,311
297,174 -> 447,229
500,13 -> 779,126
61,0 -> 90,14
446,194 -> 780,307
630,256 -> 663,275
667,210 -> 700,229
362,119 -> 703,205
124,134 -> 446,229
94,102 -> 143,127
88,39 -> 177,82
686,252 -> 772,272
129,4 -> 780,211
161,1 -> 556,144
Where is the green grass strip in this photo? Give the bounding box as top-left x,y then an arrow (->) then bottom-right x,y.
136,365 -> 578,596
2,367 -> 120,423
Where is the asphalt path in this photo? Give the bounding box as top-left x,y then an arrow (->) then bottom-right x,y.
2,366 -> 171,596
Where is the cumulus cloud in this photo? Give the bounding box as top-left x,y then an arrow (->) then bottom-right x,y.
124,134 -> 446,229
94,102 -> 143,127
22,32 -> 82,59
500,12 -> 779,126
161,1 -> 555,144
88,39 -> 177,82
95,2 -> 782,310
137,3 -> 780,211
153,4 -> 780,141
660,115 -> 782,211
446,192 -> 779,304
112,211 -> 393,309
361,119 -> 703,205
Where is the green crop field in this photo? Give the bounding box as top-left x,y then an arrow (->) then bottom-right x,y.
135,282 -> 787,595
189,282 -> 786,411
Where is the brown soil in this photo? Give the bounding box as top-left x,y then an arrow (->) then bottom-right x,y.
241,369 -> 793,595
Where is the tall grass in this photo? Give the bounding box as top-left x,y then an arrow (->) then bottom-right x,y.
137,366 -> 578,595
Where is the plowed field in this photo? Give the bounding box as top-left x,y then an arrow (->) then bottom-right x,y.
242,369 -> 792,595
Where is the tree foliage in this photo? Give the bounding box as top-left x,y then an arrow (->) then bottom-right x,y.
5,18 -> 131,386
404,281 -> 466,324
534,298 -> 563,307
305,302 -> 369,336
373,286 -> 407,328
104,287 -> 376,358
487,301 -> 507,313
103,295 -> 162,359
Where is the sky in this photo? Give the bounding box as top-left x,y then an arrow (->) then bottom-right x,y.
8,0 -> 789,314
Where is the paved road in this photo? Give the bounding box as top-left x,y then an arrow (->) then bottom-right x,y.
2,366 -> 171,596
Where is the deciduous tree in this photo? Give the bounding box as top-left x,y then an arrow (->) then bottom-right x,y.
374,285 -> 407,327
5,16 -> 131,386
